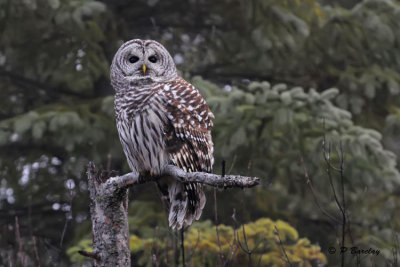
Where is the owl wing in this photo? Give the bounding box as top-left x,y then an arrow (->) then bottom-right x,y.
163,78 -> 214,173
160,77 -> 214,228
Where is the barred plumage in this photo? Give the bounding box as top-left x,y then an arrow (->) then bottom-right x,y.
111,39 -> 214,229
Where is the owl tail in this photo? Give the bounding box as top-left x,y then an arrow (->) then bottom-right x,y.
168,181 -> 206,229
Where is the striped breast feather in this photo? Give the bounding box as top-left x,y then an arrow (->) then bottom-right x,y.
115,92 -> 169,176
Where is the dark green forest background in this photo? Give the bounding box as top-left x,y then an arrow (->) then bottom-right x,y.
1,0 -> 400,266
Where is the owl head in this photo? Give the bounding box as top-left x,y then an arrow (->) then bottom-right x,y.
110,39 -> 177,89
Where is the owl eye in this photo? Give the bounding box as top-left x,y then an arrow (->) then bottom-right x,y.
148,55 -> 157,63
128,56 -> 139,63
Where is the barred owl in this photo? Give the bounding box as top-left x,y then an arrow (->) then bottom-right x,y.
110,39 -> 214,229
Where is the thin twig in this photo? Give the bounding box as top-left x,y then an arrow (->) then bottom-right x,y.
355,253 -> 360,267
256,241 -> 266,267
188,229 -> 200,265
339,142 -> 346,267
32,236 -> 41,267
180,228 -> 186,267
274,225 -> 292,267
15,216 -> 26,267
224,231 -> 238,267
322,121 -> 347,267
323,137 -> 345,222
227,209 -> 240,267
228,155 -> 237,175
346,219 -> 355,246
246,160 -> 252,177
214,187 -> 224,266
215,161 -> 225,266
237,224 -> 253,267
173,229 -> 179,267
300,157 -> 340,224
60,182 -> 74,248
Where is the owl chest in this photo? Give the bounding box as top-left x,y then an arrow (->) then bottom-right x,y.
117,103 -> 168,174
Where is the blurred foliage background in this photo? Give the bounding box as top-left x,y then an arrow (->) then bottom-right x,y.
1,0 -> 400,266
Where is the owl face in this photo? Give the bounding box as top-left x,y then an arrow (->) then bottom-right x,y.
111,39 -> 177,88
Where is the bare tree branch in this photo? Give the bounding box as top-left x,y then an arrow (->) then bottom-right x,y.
78,250 -> 100,260
86,162 -> 260,266
100,164 -> 259,196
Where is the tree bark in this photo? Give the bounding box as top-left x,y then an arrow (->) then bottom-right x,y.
86,163 -> 131,266
85,162 -> 259,266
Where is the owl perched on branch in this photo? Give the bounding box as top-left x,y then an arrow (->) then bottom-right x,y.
110,39 -> 214,229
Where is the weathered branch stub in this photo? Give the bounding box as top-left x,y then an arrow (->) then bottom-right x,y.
85,162 -> 259,266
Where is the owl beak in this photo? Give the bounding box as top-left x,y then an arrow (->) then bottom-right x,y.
142,64 -> 147,74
